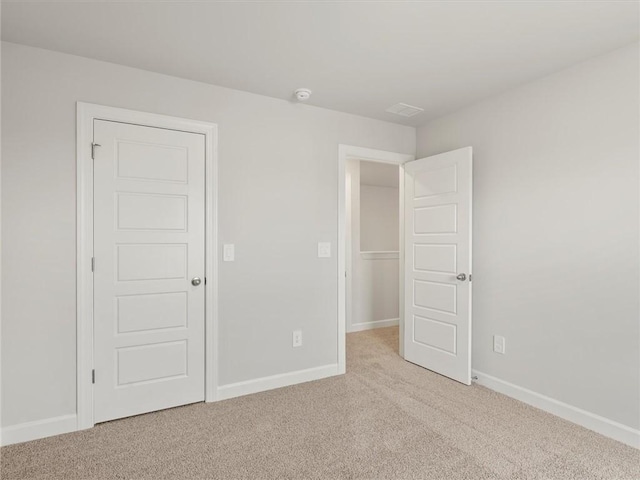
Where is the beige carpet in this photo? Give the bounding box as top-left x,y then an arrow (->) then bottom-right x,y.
1,327 -> 638,479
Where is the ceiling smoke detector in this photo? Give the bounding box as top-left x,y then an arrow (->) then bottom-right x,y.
294,88 -> 312,101
385,102 -> 424,117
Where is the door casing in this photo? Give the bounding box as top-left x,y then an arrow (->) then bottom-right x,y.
76,102 -> 219,430
337,145 -> 414,374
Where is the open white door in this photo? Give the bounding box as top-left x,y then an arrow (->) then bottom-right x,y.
403,147 -> 472,385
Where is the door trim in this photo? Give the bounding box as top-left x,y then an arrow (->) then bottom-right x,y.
76,102 -> 219,430
337,145 -> 414,374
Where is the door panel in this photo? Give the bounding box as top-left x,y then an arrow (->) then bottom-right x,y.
413,315 -> 457,354
116,193 -> 187,231
403,147 -> 472,385
117,292 -> 188,334
116,244 -> 187,281
414,280 -> 457,314
116,141 -> 188,183
116,340 -> 188,386
414,244 -> 457,273
93,120 -> 205,423
414,204 -> 457,234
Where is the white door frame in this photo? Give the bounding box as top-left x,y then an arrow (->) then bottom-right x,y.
337,145 -> 414,374
76,102 -> 219,430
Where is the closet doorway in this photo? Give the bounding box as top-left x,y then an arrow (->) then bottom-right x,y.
337,145 -> 473,386
347,160 -> 401,333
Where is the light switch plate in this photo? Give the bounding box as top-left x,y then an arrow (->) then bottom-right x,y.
223,244 -> 235,262
318,242 -> 331,258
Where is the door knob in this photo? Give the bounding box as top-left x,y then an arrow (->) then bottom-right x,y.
456,273 -> 467,281
191,277 -> 202,286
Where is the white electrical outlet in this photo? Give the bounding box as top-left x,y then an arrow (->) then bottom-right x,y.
317,242 -> 331,258
292,330 -> 302,347
493,335 -> 506,354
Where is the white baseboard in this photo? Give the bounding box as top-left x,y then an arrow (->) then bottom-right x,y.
1,366 -> 340,445
348,317 -> 399,333
216,364 -> 340,401
473,370 -> 640,449
1,414 -> 77,447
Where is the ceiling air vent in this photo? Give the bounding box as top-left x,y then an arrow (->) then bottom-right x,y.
385,103 -> 424,117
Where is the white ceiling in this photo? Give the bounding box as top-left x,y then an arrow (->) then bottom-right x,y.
360,161 -> 399,189
2,1 -> 638,126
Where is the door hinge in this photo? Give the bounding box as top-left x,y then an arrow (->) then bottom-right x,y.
92,369 -> 95,384
91,257 -> 95,272
469,274 -> 472,282
204,277 -> 207,285
91,143 -> 101,160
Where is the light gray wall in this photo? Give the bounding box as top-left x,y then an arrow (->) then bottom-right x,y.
416,43 -> 640,429
360,185 -> 399,252
0,42 -> 415,427
358,183 -> 400,324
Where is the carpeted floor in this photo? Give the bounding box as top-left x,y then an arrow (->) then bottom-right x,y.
1,327 -> 638,479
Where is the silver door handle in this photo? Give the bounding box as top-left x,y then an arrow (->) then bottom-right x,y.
191,277 -> 202,286
456,273 -> 467,281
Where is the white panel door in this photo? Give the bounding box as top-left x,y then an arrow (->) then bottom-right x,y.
403,147 -> 472,385
93,120 -> 205,423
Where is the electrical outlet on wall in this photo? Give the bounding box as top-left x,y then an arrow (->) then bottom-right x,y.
493,335 -> 506,354
292,330 -> 303,348
317,242 -> 331,258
